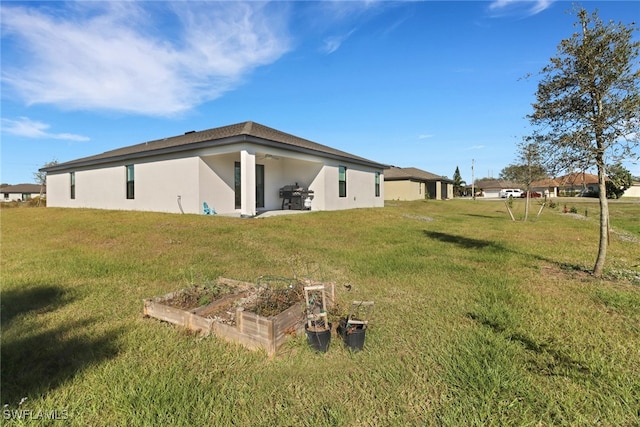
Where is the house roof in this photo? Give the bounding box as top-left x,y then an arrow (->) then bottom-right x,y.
531,178 -> 560,187
1,184 -> 43,193
384,166 -> 453,183
42,121 -> 387,173
473,179 -> 521,190
557,172 -> 600,186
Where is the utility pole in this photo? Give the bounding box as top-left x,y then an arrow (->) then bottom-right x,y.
471,159 -> 475,200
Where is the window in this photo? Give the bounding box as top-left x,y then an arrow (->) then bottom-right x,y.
255,164 -> 264,208
70,172 -> 75,199
375,172 -> 380,197
234,162 -> 241,209
339,166 -> 347,198
234,162 -> 265,209
126,165 -> 135,199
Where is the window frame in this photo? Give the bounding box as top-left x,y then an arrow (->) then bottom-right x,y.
70,172 -> 76,199
234,161 -> 265,209
338,166 -> 347,198
126,165 -> 135,200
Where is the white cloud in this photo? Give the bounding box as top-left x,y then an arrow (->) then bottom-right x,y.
466,145 -> 485,150
0,2 -> 291,116
488,0 -> 554,17
322,29 -> 357,54
1,117 -> 90,141
418,134 -> 434,140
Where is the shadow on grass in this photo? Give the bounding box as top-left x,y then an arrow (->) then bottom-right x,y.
0,285 -> 71,326
464,213 -> 502,219
424,230 -> 591,275
467,312 -> 590,378
423,230 -> 506,251
1,285 -> 122,406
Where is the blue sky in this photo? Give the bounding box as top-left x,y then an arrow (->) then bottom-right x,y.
1,1 -> 638,185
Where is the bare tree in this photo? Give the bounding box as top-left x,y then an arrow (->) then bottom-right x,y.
517,140 -> 547,221
34,160 -> 57,203
527,7 -> 639,276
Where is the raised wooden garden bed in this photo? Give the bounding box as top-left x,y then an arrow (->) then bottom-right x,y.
143,277 -> 333,356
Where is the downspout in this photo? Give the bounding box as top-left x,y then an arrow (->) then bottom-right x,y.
177,195 -> 184,214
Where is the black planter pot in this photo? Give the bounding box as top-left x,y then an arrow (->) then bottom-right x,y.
338,318 -> 367,351
305,323 -> 332,353
344,326 -> 366,351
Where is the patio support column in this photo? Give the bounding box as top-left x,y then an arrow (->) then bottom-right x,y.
240,149 -> 256,217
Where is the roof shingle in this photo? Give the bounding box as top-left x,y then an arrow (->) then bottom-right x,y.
384,166 -> 452,183
43,121 -> 386,172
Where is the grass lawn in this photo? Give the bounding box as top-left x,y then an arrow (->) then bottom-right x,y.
1,198 -> 639,426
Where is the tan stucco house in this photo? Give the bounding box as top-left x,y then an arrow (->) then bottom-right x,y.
621,181 -> 640,198
529,178 -> 560,198
557,172 -> 601,196
384,166 -> 453,201
42,121 -> 387,216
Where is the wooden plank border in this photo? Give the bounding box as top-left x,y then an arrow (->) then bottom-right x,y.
143,277 -> 306,355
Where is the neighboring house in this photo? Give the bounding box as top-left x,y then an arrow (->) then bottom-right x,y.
529,178 -> 560,198
384,166 -> 453,200
41,121 -> 387,216
1,184 -> 44,202
472,179 -> 522,198
621,181 -> 640,198
557,172 -> 600,196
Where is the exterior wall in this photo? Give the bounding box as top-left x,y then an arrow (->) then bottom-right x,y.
621,184 -> 640,198
559,184 -> 598,196
46,173 -> 72,206
140,157 -> 201,214
385,180 -> 452,201
2,192 -> 41,202
47,156 -> 200,213
385,180 -> 425,201
320,163 -> 384,210
46,142 -> 385,214
200,153 -> 236,214
531,185 -> 558,198
266,157 -> 323,211
443,183 -> 453,199
481,189 -> 501,198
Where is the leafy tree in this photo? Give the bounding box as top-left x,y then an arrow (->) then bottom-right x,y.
527,7 -> 640,276
499,165 -> 525,183
452,166 -> 466,197
499,162 -> 547,186
605,163 -> 633,199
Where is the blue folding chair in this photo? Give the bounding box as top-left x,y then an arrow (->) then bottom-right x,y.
203,202 -> 215,215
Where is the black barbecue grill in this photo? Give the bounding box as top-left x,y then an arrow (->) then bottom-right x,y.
279,184 -> 314,210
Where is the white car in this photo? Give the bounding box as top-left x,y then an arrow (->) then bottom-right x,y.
499,189 -> 522,198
